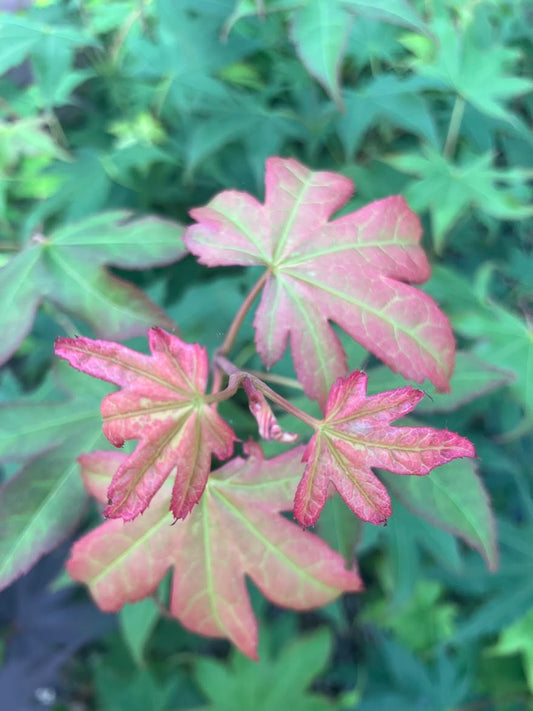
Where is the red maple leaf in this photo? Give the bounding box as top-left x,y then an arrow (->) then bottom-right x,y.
184,156 -> 454,407
294,371 -> 476,527
55,328 -> 236,521
69,447 -> 362,658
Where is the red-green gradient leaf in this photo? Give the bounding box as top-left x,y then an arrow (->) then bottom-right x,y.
295,371 -> 475,527
55,328 -> 236,521
69,448 -> 362,659
184,157 -> 454,408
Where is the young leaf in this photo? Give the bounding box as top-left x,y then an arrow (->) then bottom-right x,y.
185,156 -> 454,407
294,371 -> 475,527
0,211 -> 186,366
242,377 -> 298,443
55,328 -> 236,521
68,448 -> 362,659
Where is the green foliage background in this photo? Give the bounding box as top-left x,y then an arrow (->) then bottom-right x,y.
0,0 -> 531,709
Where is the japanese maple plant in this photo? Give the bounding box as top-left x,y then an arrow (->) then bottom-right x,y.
55,157 -> 478,659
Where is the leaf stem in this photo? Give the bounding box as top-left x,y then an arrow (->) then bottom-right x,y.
219,271 -> 267,356
242,368 -> 304,390
210,271 -> 267,394
211,355 -> 320,429
443,95 -> 465,159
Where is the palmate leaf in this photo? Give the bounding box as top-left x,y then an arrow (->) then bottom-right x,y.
453,306 -> 533,421
0,364 -> 109,591
68,447 -> 362,659
406,13 -> 533,127
295,371 -> 475,527
289,0 -> 353,108
337,74 -> 439,159
225,1 -> 425,102
184,157 -> 454,408
55,328 -> 236,521
387,148 -> 533,253
195,627 -> 336,710
0,211 -> 186,366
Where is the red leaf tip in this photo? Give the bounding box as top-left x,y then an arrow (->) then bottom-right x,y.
294,370 -> 476,527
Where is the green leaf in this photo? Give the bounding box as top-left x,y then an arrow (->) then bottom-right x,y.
491,608 -> 533,693
287,0 -> 425,100
337,74 -> 438,158
36,149 -> 112,223
0,211 -> 185,366
407,12 -> 533,126
0,14 -> 37,74
223,0 -> 298,38
363,580 -> 457,653
381,458 -> 497,571
195,627 -> 335,710
387,148 -> 533,252
366,351 -> 513,413
414,352 -> 513,414
94,664 -> 177,711
452,571 -> 533,646
318,493 -> 363,564
166,272 -> 256,354
0,14 -> 96,105
119,598 -> 160,667
290,0 -> 352,106
0,446 -> 97,591
380,501 -> 463,605
128,2 -> 256,116
0,391 -> 104,465
342,0 -> 427,34
454,305 -> 533,421
0,247 -> 44,367
0,364 -> 108,590
0,117 -> 68,167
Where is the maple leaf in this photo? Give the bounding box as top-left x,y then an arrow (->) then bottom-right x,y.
68,447 -> 362,659
54,328 -> 236,521
0,210 -> 186,367
294,371 -> 475,527
405,13 -> 533,128
184,156 -> 454,408
386,148 -> 533,253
